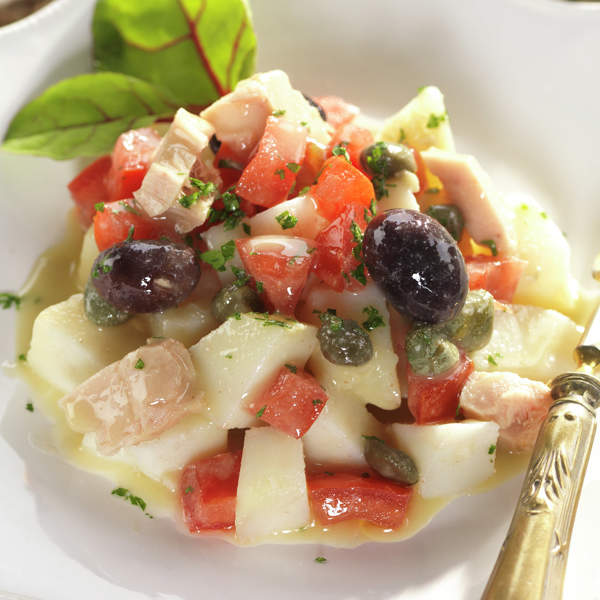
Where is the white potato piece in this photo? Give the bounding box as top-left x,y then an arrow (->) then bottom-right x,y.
390,421 -> 499,498
76,226 -> 99,291
376,170 -> 420,212
235,427 -> 310,543
301,283 -> 402,410
379,86 -> 455,152
507,195 -> 579,315
82,414 -> 226,490
303,392 -> 383,467
189,313 -> 318,428
27,294 -> 148,394
471,304 -> 581,381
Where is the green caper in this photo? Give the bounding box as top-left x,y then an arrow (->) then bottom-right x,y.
317,312 -> 373,366
360,141 -> 417,179
440,289 -> 494,352
405,326 -> 460,376
211,283 -> 264,323
84,280 -> 131,326
364,436 -> 419,485
426,204 -> 465,241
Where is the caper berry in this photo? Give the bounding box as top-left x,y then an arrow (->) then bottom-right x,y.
317,312 -> 373,366
364,437 -> 419,485
440,289 -> 494,352
360,141 -> 417,179
211,284 -> 264,323
405,326 -> 460,376
426,204 -> 465,242
84,280 -> 131,327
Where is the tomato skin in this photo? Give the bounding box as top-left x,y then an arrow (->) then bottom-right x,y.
68,156 -> 111,227
93,200 -> 172,251
294,141 -> 326,195
214,141 -> 244,191
328,122 -> 374,174
180,451 -> 242,533
313,203 -> 368,292
313,95 -> 359,130
236,117 -> 307,208
407,354 -> 474,424
247,367 -> 328,438
106,128 -> 161,203
307,470 -> 413,529
311,156 -> 375,222
236,236 -> 315,315
466,256 -> 527,303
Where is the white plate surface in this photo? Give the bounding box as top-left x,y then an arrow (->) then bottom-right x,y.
0,1 -> 599,599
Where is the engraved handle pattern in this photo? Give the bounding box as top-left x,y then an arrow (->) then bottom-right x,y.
482,372 -> 600,600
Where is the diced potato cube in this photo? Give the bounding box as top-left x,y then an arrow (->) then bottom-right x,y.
471,304 -> 581,381
76,226 -> 99,291
303,392 -> 383,467
376,170 -> 420,212
27,294 -> 149,394
189,313 -> 317,428
301,284 -> 401,410
379,86 -> 455,152
235,427 -> 310,543
389,421 -> 499,498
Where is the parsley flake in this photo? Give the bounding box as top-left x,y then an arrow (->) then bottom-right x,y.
286,162 -> 301,173
298,185 -> 311,195
125,224 -> 135,243
134,358 -> 145,370
256,281 -> 264,293
487,354 -> 499,366
242,222 -> 251,235
398,128 -> 407,143
94,202 -> 105,212
25,402 -> 34,412
111,487 -> 152,517
256,405 -> 266,418
120,200 -> 141,216
349,221 -> 367,285
253,314 -> 293,328
312,398 -> 323,405
362,306 -> 385,331
426,112 -> 447,128
272,109 -> 286,117
488,444 -> 496,455
480,239 -> 498,256
184,486 -> 194,494
275,210 -> 298,230
18,353 -> 26,362
225,353 -> 233,359
274,168 -> 286,180
199,240 -> 236,272
315,556 -> 327,564
231,265 -> 250,288
180,179 -> 217,208
332,144 -> 350,162
362,434 -> 385,443
0,293 -> 21,310
285,363 -> 297,373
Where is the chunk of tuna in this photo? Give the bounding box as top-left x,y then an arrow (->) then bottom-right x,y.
134,108 -> 219,233
459,371 -> 552,452
60,339 -> 201,455
421,148 -> 516,255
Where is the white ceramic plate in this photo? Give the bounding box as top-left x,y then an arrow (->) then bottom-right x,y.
1,1 -> 599,598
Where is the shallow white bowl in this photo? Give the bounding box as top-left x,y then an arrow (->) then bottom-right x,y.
1,1 -> 599,599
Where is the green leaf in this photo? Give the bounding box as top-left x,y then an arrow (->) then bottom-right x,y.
2,72 -> 177,159
93,0 -> 257,107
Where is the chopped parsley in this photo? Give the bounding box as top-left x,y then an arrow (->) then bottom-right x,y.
18,353 -> 26,362
25,402 -> 34,412
242,222 -> 251,235
230,312 -> 242,320
272,109 -> 286,117
253,314 -> 293,328
349,221 -> 367,285
286,162 -> 301,173
134,358 -> 145,370
417,85 -> 427,94
312,398 -> 323,405
275,210 -> 298,230
398,128 -> 406,143
256,405 -> 266,418
332,143 -> 350,162
231,265 -> 250,288
487,354 -> 499,366
218,158 -> 243,170
426,112 -> 447,129
298,185 -> 311,195
520,203 -> 529,211
180,179 -> 217,208
120,200 -> 141,216
540,211 -> 548,219
256,281 -> 264,293
363,141 -> 390,200
480,239 -> 498,256
285,363 -> 297,374
224,353 -> 233,359
199,240 -> 236,272
488,444 -> 496,455
274,168 -> 286,180
0,293 -> 21,309
362,305 -> 385,331
111,487 -> 152,518
317,308 -> 343,331
362,434 -> 385,443
206,188 -> 246,231
94,202 -> 105,212
125,224 -> 135,243
314,556 -> 327,564
92,257 -> 113,278
184,486 -> 194,494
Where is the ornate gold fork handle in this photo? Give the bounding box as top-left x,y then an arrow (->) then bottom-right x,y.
482,372 -> 600,599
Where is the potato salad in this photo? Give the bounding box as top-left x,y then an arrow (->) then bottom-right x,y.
21,70 -> 592,546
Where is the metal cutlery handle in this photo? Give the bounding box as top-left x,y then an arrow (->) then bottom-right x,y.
482,372 -> 600,600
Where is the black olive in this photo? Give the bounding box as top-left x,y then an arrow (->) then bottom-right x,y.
317,312 -> 373,366
302,93 -> 327,121
426,204 -> 465,242
91,240 -> 201,313
363,209 -> 468,324
211,284 -> 265,323
209,134 -> 222,155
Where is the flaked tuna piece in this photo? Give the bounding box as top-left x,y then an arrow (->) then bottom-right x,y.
459,371 -> 552,452
421,148 -> 516,255
201,70 -> 331,163
134,108 -> 220,233
60,339 -> 202,456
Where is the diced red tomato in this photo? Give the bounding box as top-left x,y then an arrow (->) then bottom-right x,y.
106,128 -> 161,203
247,367 -> 328,438
313,95 -> 359,130
466,256 -> 527,303
214,141 -> 245,190
68,156 -> 111,227
407,355 -> 474,424
311,156 -> 375,221
307,470 -> 413,529
294,141 -> 326,194
328,122 -> 374,173
93,199 -> 173,251
236,236 -> 315,315
180,451 -> 242,533
313,203 -> 369,292
236,117 -> 307,208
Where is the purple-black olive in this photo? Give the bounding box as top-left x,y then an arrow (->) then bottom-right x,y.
363,209 -> 468,324
91,240 -> 201,313
302,93 -> 327,121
